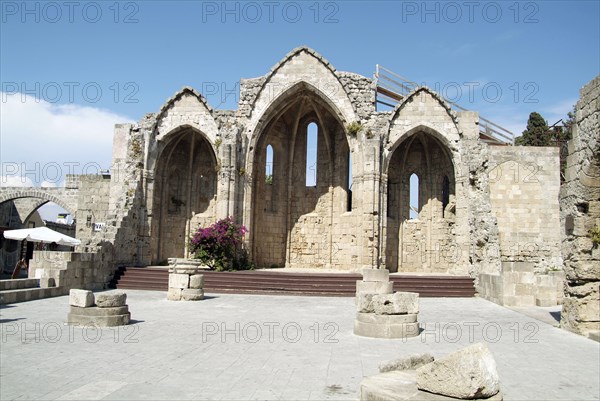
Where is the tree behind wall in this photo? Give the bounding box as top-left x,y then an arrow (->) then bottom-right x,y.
515,112 -> 551,146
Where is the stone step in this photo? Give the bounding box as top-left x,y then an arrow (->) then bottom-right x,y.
0,278 -> 39,291
0,287 -> 68,304
111,267 -> 477,297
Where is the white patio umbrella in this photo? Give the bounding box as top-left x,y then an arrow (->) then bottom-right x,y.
4,227 -> 81,246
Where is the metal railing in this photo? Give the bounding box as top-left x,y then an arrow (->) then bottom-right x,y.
374,65 -> 515,145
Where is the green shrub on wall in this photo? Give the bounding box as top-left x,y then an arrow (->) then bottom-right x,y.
590,225 -> 600,246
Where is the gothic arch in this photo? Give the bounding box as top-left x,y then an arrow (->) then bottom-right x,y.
386,87 -> 461,150
245,47 -> 357,143
245,81 -> 352,268
384,129 -> 457,273
149,126 -> 219,263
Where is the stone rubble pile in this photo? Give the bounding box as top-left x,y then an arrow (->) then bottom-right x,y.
354,268 -> 420,339
360,343 -> 503,400
67,289 -> 130,327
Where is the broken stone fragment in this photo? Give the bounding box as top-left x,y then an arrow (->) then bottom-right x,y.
69,289 -> 93,308
356,312 -> 417,325
182,288 -> 204,301
167,287 -> 183,301
362,268 -> 390,282
372,292 -> 419,315
379,353 -> 435,373
189,274 -> 205,289
416,343 -> 500,399
357,292 -> 376,313
355,280 -> 394,296
168,273 -> 189,289
95,291 -> 127,308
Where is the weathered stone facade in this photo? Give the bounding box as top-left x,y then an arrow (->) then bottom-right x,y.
560,76 -> 600,339
1,47 -> 569,306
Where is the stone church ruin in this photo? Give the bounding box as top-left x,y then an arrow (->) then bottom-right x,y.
1,47 -> 597,338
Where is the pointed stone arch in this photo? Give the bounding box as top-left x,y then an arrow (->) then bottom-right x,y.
383,128 -> 458,273
244,79 -> 353,268
244,47 -> 357,144
149,125 -> 219,263
147,87 -> 219,173
386,87 -> 461,151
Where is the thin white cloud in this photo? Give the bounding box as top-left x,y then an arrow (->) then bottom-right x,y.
493,30 -> 521,44
0,92 -> 134,185
449,43 -> 477,58
542,98 -> 577,126
40,180 -> 58,188
0,175 -> 34,187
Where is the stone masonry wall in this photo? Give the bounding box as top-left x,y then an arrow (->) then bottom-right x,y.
479,144 -> 563,307
75,174 -> 112,252
17,47 -> 566,302
560,75 -> 600,338
488,146 -> 562,272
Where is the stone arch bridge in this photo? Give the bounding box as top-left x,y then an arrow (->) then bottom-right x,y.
0,186 -> 79,219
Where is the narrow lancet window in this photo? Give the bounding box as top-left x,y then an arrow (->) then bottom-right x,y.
409,173 -> 419,220
265,144 -> 273,185
306,122 -> 318,187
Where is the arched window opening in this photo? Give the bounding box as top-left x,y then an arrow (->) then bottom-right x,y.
442,175 -> 450,217
409,173 -> 419,220
265,144 -> 274,185
306,122 -> 318,187
346,150 -> 352,212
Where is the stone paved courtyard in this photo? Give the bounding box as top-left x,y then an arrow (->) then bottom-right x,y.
1,291 -> 599,401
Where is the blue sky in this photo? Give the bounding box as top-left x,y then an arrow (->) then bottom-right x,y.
1,0 -> 599,218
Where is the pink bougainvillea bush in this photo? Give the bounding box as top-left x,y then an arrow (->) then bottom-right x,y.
189,217 -> 252,271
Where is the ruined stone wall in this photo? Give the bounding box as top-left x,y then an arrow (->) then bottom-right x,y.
42,47 -> 567,299
560,75 -> 600,338
477,144 -> 563,307
75,174 -> 112,252
381,91 -> 488,276
488,146 -> 562,272
29,251 -> 112,291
